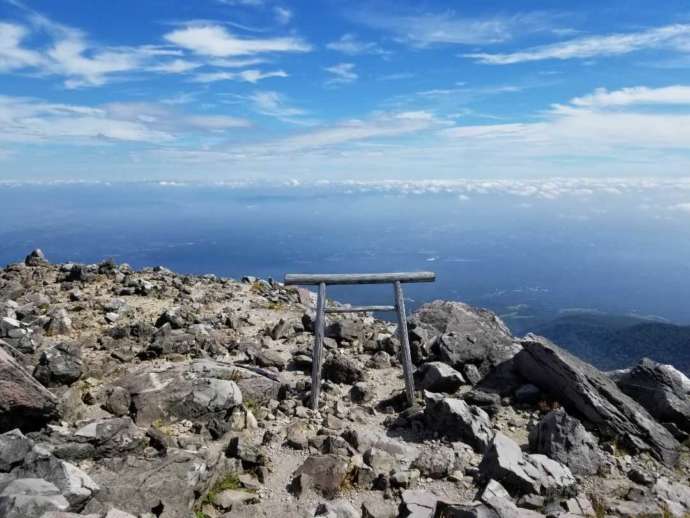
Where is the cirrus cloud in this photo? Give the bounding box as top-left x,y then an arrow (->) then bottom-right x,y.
163,24 -> 311,57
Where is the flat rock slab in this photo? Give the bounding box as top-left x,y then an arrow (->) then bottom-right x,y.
401,489 -> 439,518
515,335 -> 680,466
113,359 -> 278,427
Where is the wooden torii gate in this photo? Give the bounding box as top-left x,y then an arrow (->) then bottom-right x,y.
284,272 -> 436,409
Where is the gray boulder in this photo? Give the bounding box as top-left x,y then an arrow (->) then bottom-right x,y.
326,319 -> 363,343
400,490 -> 438,518
323,355 -> 363,384
73,417 -> 147,458
472,479 -> 545,517
291,454 -> 352,498
0,478 -> 70,518
24,249 -> 49,266
0,429 -> 33,472
44,310 -> 72,337
411,446 -> 458,479
409,301 -> 520,376
652,477 -> 690,517
478,432 -> 576,498
81,448 -> 223,517
315,500 -> 360,518
34,343 -> 82,387
423,393 -> 493,452
103,386 -> 131,417
415,362 -> 465,393
616,358 -> 690,434
0,347 -> 58,433
13,447 -> 100,510
528,408 -> 602,476
514,335 -> 680,466
113,360 -> 250,427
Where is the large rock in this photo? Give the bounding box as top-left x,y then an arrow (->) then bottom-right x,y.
113,360 -> 264,427
291,455 -> 352,498
0,346 -> 59,433
652,477 -> 690,517
471,479 -> 545,517
323,355 -> 363,384
24,249 -> 48,267
0,429 -> 33,472
44,309 -> 72,337
0,478 -> 70,518
514,335 -> 680,466
33,343 -> 82,387
13,446 -> 100,510
73,417 -> 147,458
411,446 -> 458,479
414,362 -> 465,393
528,408 -> 602,476
81,448 -> 224,517
400,490 -> 438,518
409,301 -> 520,375
423,393 -> 493,452
478,432 -> 576,498
616,358 -> 690,434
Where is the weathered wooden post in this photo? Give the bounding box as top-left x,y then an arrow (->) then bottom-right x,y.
311,282 -> 326,410
394,280 -> 415,406
284,271 -> 436,410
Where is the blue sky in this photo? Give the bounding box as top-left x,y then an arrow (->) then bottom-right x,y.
2,0 -> 690,181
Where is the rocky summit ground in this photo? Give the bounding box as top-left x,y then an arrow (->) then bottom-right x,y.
1,250 -> 690,518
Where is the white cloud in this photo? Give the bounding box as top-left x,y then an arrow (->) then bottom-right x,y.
324,62 -> 358,85
439,85 -> 690,162
465,23 -> 690,64
326,34 -> 388,56
0,16 -> 183,88
350,9 -> 559,47
148,59 -> 201,74
273,7 -> 293,25
267,110 -> 443,152
164,24 -> 310,57
209,57 -> 267,68
569,86 -> 690,108
192,68 -> 287,83
0,96 -> 252,145
249,90 -> 311,124
0,7 -> 308,88
185,115 -> 251,129
152,84 -> 690,179
0,22 -> 43,70
0,96 -> 173,143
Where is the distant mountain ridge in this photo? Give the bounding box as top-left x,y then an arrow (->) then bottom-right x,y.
528,312 -> 690,374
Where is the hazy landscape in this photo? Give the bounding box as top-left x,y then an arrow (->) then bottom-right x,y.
3,180 -> 690,372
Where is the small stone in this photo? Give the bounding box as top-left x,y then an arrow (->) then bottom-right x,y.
350,382 -> 373,403
628,467 -> 655,486
104,386 -> 131,417
411,446 -> 457,479
414,362 -> 465,393
286,421 -> 310,450
212,489 -> 258,510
